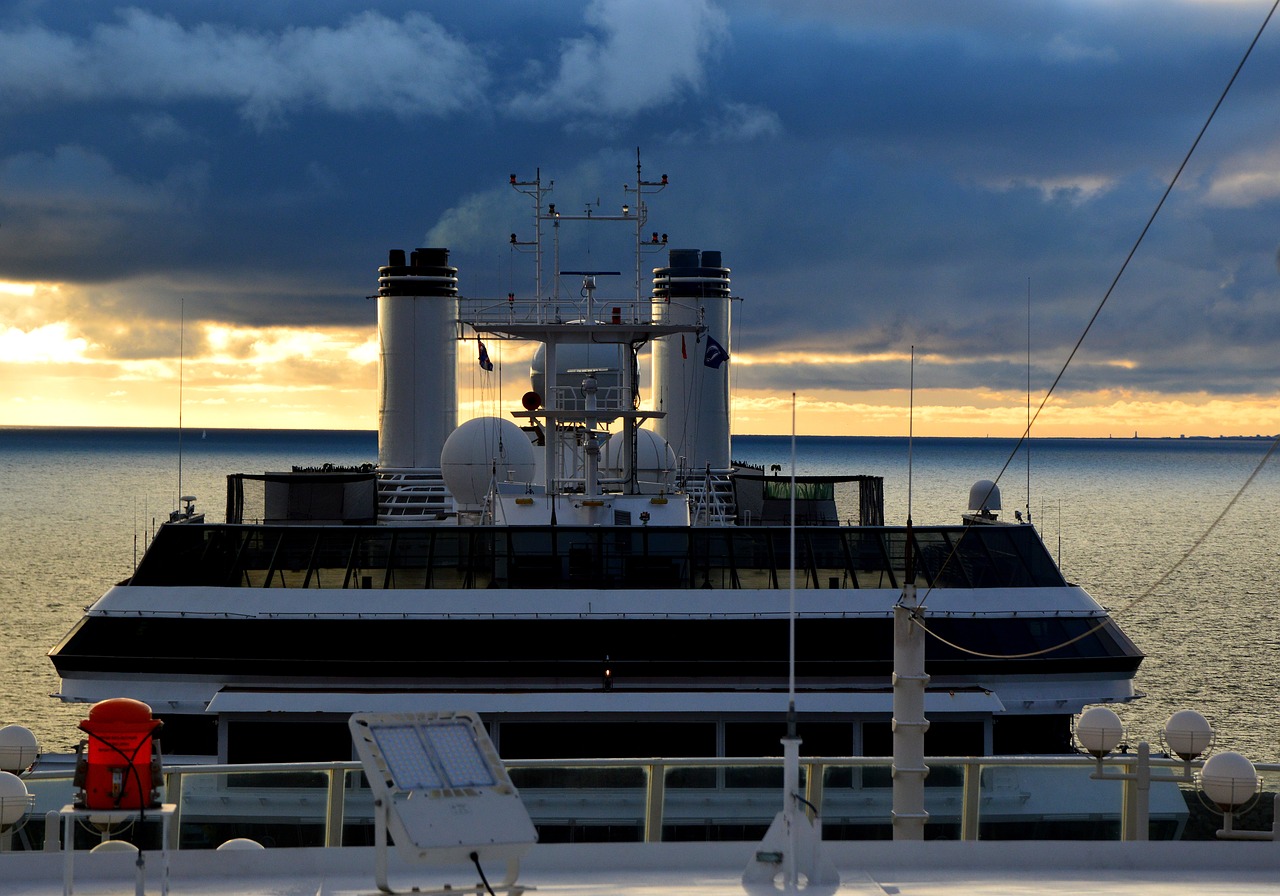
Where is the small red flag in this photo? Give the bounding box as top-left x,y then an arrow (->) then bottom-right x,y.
681,334 -> 687,360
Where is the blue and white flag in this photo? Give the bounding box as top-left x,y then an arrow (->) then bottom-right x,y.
703,335 -> 729,369
478,339 -> 494,371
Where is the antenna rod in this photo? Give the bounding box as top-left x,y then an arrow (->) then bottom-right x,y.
905,346 -> 914,583
907,346 -> 914,522
788,391 -> 797,738
1026,278 -> 1032,524
177,298 -> 184,511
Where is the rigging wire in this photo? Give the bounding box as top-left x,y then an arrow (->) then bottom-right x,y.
910,0 -> 1280,654
914,435 -> 1279,660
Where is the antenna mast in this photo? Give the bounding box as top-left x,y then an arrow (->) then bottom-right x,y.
177,298 -> 185,512
788,392 -> 797,737
1026,278 -> 1032,524
907,346 -> 914,528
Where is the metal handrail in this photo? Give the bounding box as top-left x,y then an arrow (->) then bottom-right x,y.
16,753 -> 1279,851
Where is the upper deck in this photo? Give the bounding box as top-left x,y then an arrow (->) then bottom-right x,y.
127,521 -> 1067,592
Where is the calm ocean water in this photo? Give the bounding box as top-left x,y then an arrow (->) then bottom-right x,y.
1,427 -> 1277,762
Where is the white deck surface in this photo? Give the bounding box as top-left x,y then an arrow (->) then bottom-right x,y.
4,840 -> 1280,896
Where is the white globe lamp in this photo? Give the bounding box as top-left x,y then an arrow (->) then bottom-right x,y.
0,725 -> 38,774
1163,710 -> 1213,761
1076,706 -> 1124,758
1201,751 -> 1259,811
0,771 -> 31,830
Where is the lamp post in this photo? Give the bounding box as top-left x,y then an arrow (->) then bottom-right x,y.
1076,707 -> 1213,841
1200,751 -> 1279,842
0,725 -> 38,853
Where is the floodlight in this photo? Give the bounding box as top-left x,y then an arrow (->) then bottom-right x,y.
350,710 -> 536,895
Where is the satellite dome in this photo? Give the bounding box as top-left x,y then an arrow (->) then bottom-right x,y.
530,340 -> 629,409
441,417 -> 535,507
603,428 -> 676,494
968,480 -> 1001,514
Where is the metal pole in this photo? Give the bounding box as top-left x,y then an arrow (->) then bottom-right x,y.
1135,741 -> 1151,841
782,735 -> 801,889
892,580 -> 930,839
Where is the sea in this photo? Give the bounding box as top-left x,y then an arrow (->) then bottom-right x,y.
1,426 -> 1277,763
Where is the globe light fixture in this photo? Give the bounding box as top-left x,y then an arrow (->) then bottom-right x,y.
1200,751 -> 1259,811
1163,710 -> 1213,761
0,771 -> 33,839
1078,707 -> 1277,842
1076,706 -> 1124,758
0,725 -> 38,774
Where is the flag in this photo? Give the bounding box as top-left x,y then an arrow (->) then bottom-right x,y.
681,334 -> 687,360
703,335 -> 729,369
478,339 -> 494,371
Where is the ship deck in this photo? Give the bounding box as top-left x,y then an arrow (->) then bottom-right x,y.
6,840 -> 1280,896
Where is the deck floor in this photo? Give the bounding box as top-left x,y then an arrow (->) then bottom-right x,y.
5,840 -> 1280,896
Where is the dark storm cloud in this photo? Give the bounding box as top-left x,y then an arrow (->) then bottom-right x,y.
0,0 -> 1278,407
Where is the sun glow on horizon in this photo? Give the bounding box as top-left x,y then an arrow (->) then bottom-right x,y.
2,313 -> 1277,438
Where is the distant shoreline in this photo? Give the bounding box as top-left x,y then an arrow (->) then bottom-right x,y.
0,425 -> 1276,441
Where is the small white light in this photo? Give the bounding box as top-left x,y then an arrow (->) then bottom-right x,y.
1076,706 -> 1124,757
1201,751 -> 1259,810
1164,710 -> 1213,760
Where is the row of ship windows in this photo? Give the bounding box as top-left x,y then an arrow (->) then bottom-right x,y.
204,716 -> 1072,765
132,524 -> 1066,590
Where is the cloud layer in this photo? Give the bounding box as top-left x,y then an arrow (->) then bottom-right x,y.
1,0 -> 1279,434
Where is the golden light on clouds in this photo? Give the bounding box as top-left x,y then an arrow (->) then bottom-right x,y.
1,297 -> 1277,437
728,388 -> 1280,438
0,322 -> 91,364
0,281 -> 38,297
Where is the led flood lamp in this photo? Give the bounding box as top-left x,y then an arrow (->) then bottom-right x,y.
349,710 -> 536,895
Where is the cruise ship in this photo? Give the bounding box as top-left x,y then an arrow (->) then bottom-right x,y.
47,162 -> 1142,785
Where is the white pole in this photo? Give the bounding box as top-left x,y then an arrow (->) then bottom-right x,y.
892,582 -> 929,839
783,391 -> 799,888
893,347 -> 929,839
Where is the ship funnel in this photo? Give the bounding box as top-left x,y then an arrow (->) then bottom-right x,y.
651,249 -> 732,473
377,248 -> 459,470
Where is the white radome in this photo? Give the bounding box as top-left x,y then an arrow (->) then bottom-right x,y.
441,417 -> 536,507
603,428 -> 676,493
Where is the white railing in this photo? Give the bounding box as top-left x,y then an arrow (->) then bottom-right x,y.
12,754 -> 1278,851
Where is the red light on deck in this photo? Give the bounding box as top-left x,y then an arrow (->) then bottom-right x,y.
75,698 -> 163,811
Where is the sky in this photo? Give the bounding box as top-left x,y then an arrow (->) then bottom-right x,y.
2,0 -> 1280,438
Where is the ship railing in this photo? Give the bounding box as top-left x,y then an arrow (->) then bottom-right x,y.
459,295 -> 704,328
682,473 -> 737,525
376,468 -> 456,522
12,754 -> 1278,851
